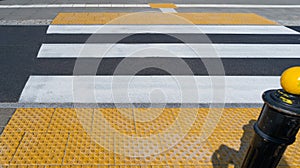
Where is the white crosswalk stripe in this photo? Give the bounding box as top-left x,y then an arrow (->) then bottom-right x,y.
38,43 -> 300,58
19,76 -> 280,104
47,25 -> 299,34
18,15 -> 300,104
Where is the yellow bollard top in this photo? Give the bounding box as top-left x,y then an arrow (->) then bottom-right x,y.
280,66 -> 300,95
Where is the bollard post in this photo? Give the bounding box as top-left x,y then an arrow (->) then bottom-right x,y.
241,66 -> 300,168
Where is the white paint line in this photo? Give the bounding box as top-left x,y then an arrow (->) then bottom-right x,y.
37,43 -> 300,58
97,4 -> 112,7
72,4 -> 86,7
85,4 -> 99,8
46,25 -> 299,34
19,76 -> 280,104
1,4 -> 300,8
111,4 -> 125,7
46,4 -> 62,8
57,4 -> 73,7
0,4 -> 149,8
176,4 -> 300,8
160,8 -> 177,13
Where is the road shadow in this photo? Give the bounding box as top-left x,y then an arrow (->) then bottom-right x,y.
211,120 -> 290,168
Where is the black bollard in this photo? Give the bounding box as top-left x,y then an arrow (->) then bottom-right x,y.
241,67 -> 300,168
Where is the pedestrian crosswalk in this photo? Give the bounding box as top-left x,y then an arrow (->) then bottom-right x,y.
19,12 -> 300,104
1,8 -> 300,168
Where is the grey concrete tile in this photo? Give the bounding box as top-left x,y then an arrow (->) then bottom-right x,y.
0,109 -> 15,127
0,127 -> 4,135
0,0 -> 31,5
0,108 -> 15,116
1,9 -> 35,20
0,9 -> 18,20
0,115 -> 12,127
27,8 -> 62,20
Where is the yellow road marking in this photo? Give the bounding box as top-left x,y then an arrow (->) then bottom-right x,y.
149,3 -> 177,8
51,12 -> 277,25
0,108 -> 298,166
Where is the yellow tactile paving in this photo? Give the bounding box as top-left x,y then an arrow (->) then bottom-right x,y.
0,132 -> 24,166
0,108 -> 299,167
3,108 -> 54,132
48,108 -> 93,132
10,132 -> 69,165
51,12 -> 277,25
134,108 -> 181,135
214,108 -> 259,131
149,3 -> 177,8
162,132 -> 213,166
93,108 -> 136,134
63,132 -> 114,165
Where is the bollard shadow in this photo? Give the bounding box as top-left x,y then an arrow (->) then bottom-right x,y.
211,120 -> 290,168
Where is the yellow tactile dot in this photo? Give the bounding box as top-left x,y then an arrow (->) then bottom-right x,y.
134,108 -> 181,135
93,108 -> 136,135
10,132 -> 68,165
164,133 -> 212,167
48,108 -> 93,132
161,132 -> 212,166
149,3 -> 177,8
179,108 -> 209,133
51,12 -> 277,25
214,108 -> 258,131
114,133 -> 166,165
3,108 -> 54,132
0,132 -> 24,165
63,132 -> 114,165
9,166 -> 46,168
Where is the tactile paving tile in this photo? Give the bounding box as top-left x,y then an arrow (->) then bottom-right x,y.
161,132 -> 213,166
214,108 -> 259,131
9,166 -> 45,168
48,108 -> 93,132
93,108 -> 135,135
134,108 -> 181,135
51,13 -> 277,25
0,131 -> 24,165
10,132 -> 69,165
149,3 -> 177,8
63,132 -> 114,165
179,108 -> 209,133
0,108 -> 298,167
3,108 -> 54,132
114,133 -> 166,165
